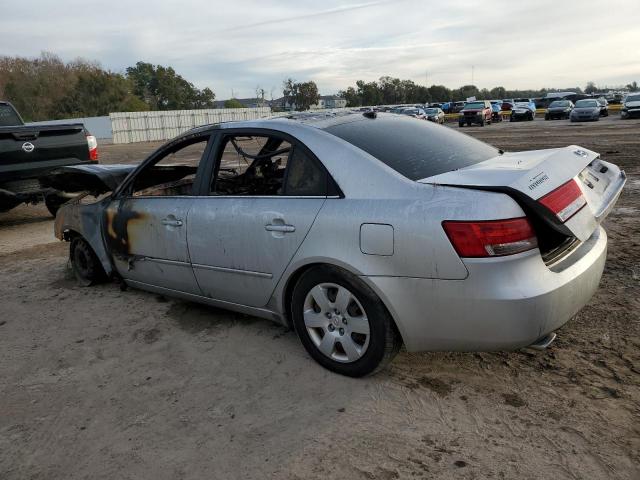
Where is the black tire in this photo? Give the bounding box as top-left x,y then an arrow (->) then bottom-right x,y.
291,265 -> 402,377
458,122 -> 464,128
44,193 -> 68,217
545,115 -> 549,121
70,237 -> 107,286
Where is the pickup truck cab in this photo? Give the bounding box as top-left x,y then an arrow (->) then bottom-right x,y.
0,101 -> 98,215
458,100 -> 492,127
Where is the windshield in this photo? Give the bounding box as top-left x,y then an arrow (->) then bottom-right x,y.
464,102 -> 485,109
550,101 -> 569,107
424,108 -> 438,114
0,104 -> 23,126
575,100 -> 598,107
324,114 -> 499,181
625,94 -> 640,102
402,109 -> 420,115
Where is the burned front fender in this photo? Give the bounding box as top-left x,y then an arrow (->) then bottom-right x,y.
55,196 -> 114,276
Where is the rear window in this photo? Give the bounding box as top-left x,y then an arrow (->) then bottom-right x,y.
324,114 -> 499,180
0,104 -> 22,126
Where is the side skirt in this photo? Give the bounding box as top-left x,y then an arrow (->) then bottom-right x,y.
125,279 -> 285,324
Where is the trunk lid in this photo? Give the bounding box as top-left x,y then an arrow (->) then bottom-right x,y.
419,145 -> 626,242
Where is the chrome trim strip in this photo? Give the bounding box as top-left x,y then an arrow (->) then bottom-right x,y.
145,257 -> 191,267
192,263 -> 273,279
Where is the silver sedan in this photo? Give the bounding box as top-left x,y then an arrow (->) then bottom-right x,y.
50,112 -> 625,376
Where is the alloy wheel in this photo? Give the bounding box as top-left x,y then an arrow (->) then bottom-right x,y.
303,283 -> 370,363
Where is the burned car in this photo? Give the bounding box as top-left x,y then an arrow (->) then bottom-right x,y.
52,113 -> 625,377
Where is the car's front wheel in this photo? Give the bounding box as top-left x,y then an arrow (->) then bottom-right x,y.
291,265 -> 401,377
70,237 -> 107,286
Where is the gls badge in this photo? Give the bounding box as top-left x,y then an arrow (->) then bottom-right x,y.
22,142 -> 35,153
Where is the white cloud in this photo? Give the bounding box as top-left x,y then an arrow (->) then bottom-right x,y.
1,0 -> 638,98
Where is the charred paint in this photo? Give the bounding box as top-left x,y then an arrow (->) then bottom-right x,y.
103,202 -> 147,257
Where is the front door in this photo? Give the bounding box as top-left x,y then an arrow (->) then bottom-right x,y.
105,197 -> 199,294
187,131 -> 332,307
106,132 -> 213,295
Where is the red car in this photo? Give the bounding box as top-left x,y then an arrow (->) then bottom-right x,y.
501,99 -> 515,111
458,100 -> 493,127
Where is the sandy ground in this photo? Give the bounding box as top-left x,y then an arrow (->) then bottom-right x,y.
1,116 -> 639,480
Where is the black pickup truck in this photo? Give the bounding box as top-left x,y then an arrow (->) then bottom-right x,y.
0,101 -> 98,215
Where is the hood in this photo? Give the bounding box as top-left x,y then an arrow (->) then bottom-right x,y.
41,164 -> 137,194
624,100 -> 640,108
573,107 -> 599,113
40,163 -> 198,195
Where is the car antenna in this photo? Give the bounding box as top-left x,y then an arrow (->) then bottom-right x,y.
362,111 -> 376,119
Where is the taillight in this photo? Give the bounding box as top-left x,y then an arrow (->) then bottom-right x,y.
538,179 -> 586,222
86,134 -> 98,161
442,218 -> 538,258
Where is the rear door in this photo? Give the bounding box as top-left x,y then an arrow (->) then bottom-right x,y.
420,146 -> 626,241
187,130 -> 331,307
106,133 -> 213,294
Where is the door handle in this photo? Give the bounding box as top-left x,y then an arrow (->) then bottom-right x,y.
265,224 -> 295,233
161,218 -> 183,227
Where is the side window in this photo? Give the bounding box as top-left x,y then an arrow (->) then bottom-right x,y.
285,147 -> 327,196
131,136 -> 209,197
211,135 -> 291,196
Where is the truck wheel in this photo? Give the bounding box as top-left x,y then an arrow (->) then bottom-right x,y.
44,194 -> 67,217
291,265 -> 402,377
458,122 -> 464,128
70,237 -> 107,286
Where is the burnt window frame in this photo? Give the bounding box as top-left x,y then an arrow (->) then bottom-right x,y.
199,127 -> 342,198
113,130 -> 217,199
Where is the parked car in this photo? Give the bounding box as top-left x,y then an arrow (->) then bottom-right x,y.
534,97 -> 555,109
50,112 -> 625,376
429,103 -> 443,109
0,101 -> 98,215
595,97 -> 609,117
501,99 -> 515,111
440,102 -> 451,113
545,100 -> 574,120
424,107 -> 445,124
401,107 -> 427,120
570,99 -> 601,122
621,93 -> 640,119
458,100 -> 492,127
450,101 -> 467,114
490,101 -> 503,122
510,100 -> 536,121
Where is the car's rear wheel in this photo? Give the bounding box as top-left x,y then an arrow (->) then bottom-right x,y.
291,265 -> 401,377
70,237 -> 107,286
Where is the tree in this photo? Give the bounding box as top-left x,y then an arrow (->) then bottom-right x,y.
626,81 -> 638,91
339,87 -> 359,107
281,78 -> 320,111
59,67 -> 147,117
126,61 -> 215,110
294,81 -> 320,111
224,98 -> 245,108
585,81 -> 598,94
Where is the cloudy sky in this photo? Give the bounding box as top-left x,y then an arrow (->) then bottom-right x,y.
2,0 -> 639,98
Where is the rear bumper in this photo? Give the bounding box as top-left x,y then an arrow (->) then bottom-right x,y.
364,226 -> 607,352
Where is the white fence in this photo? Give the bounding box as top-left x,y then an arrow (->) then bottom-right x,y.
110,107 -> 276,144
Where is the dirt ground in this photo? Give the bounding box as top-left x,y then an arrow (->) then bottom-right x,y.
1,116 -> 639,480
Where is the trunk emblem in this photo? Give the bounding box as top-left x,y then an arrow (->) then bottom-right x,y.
573,149 -> 588,157
22,142 -> 35,153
